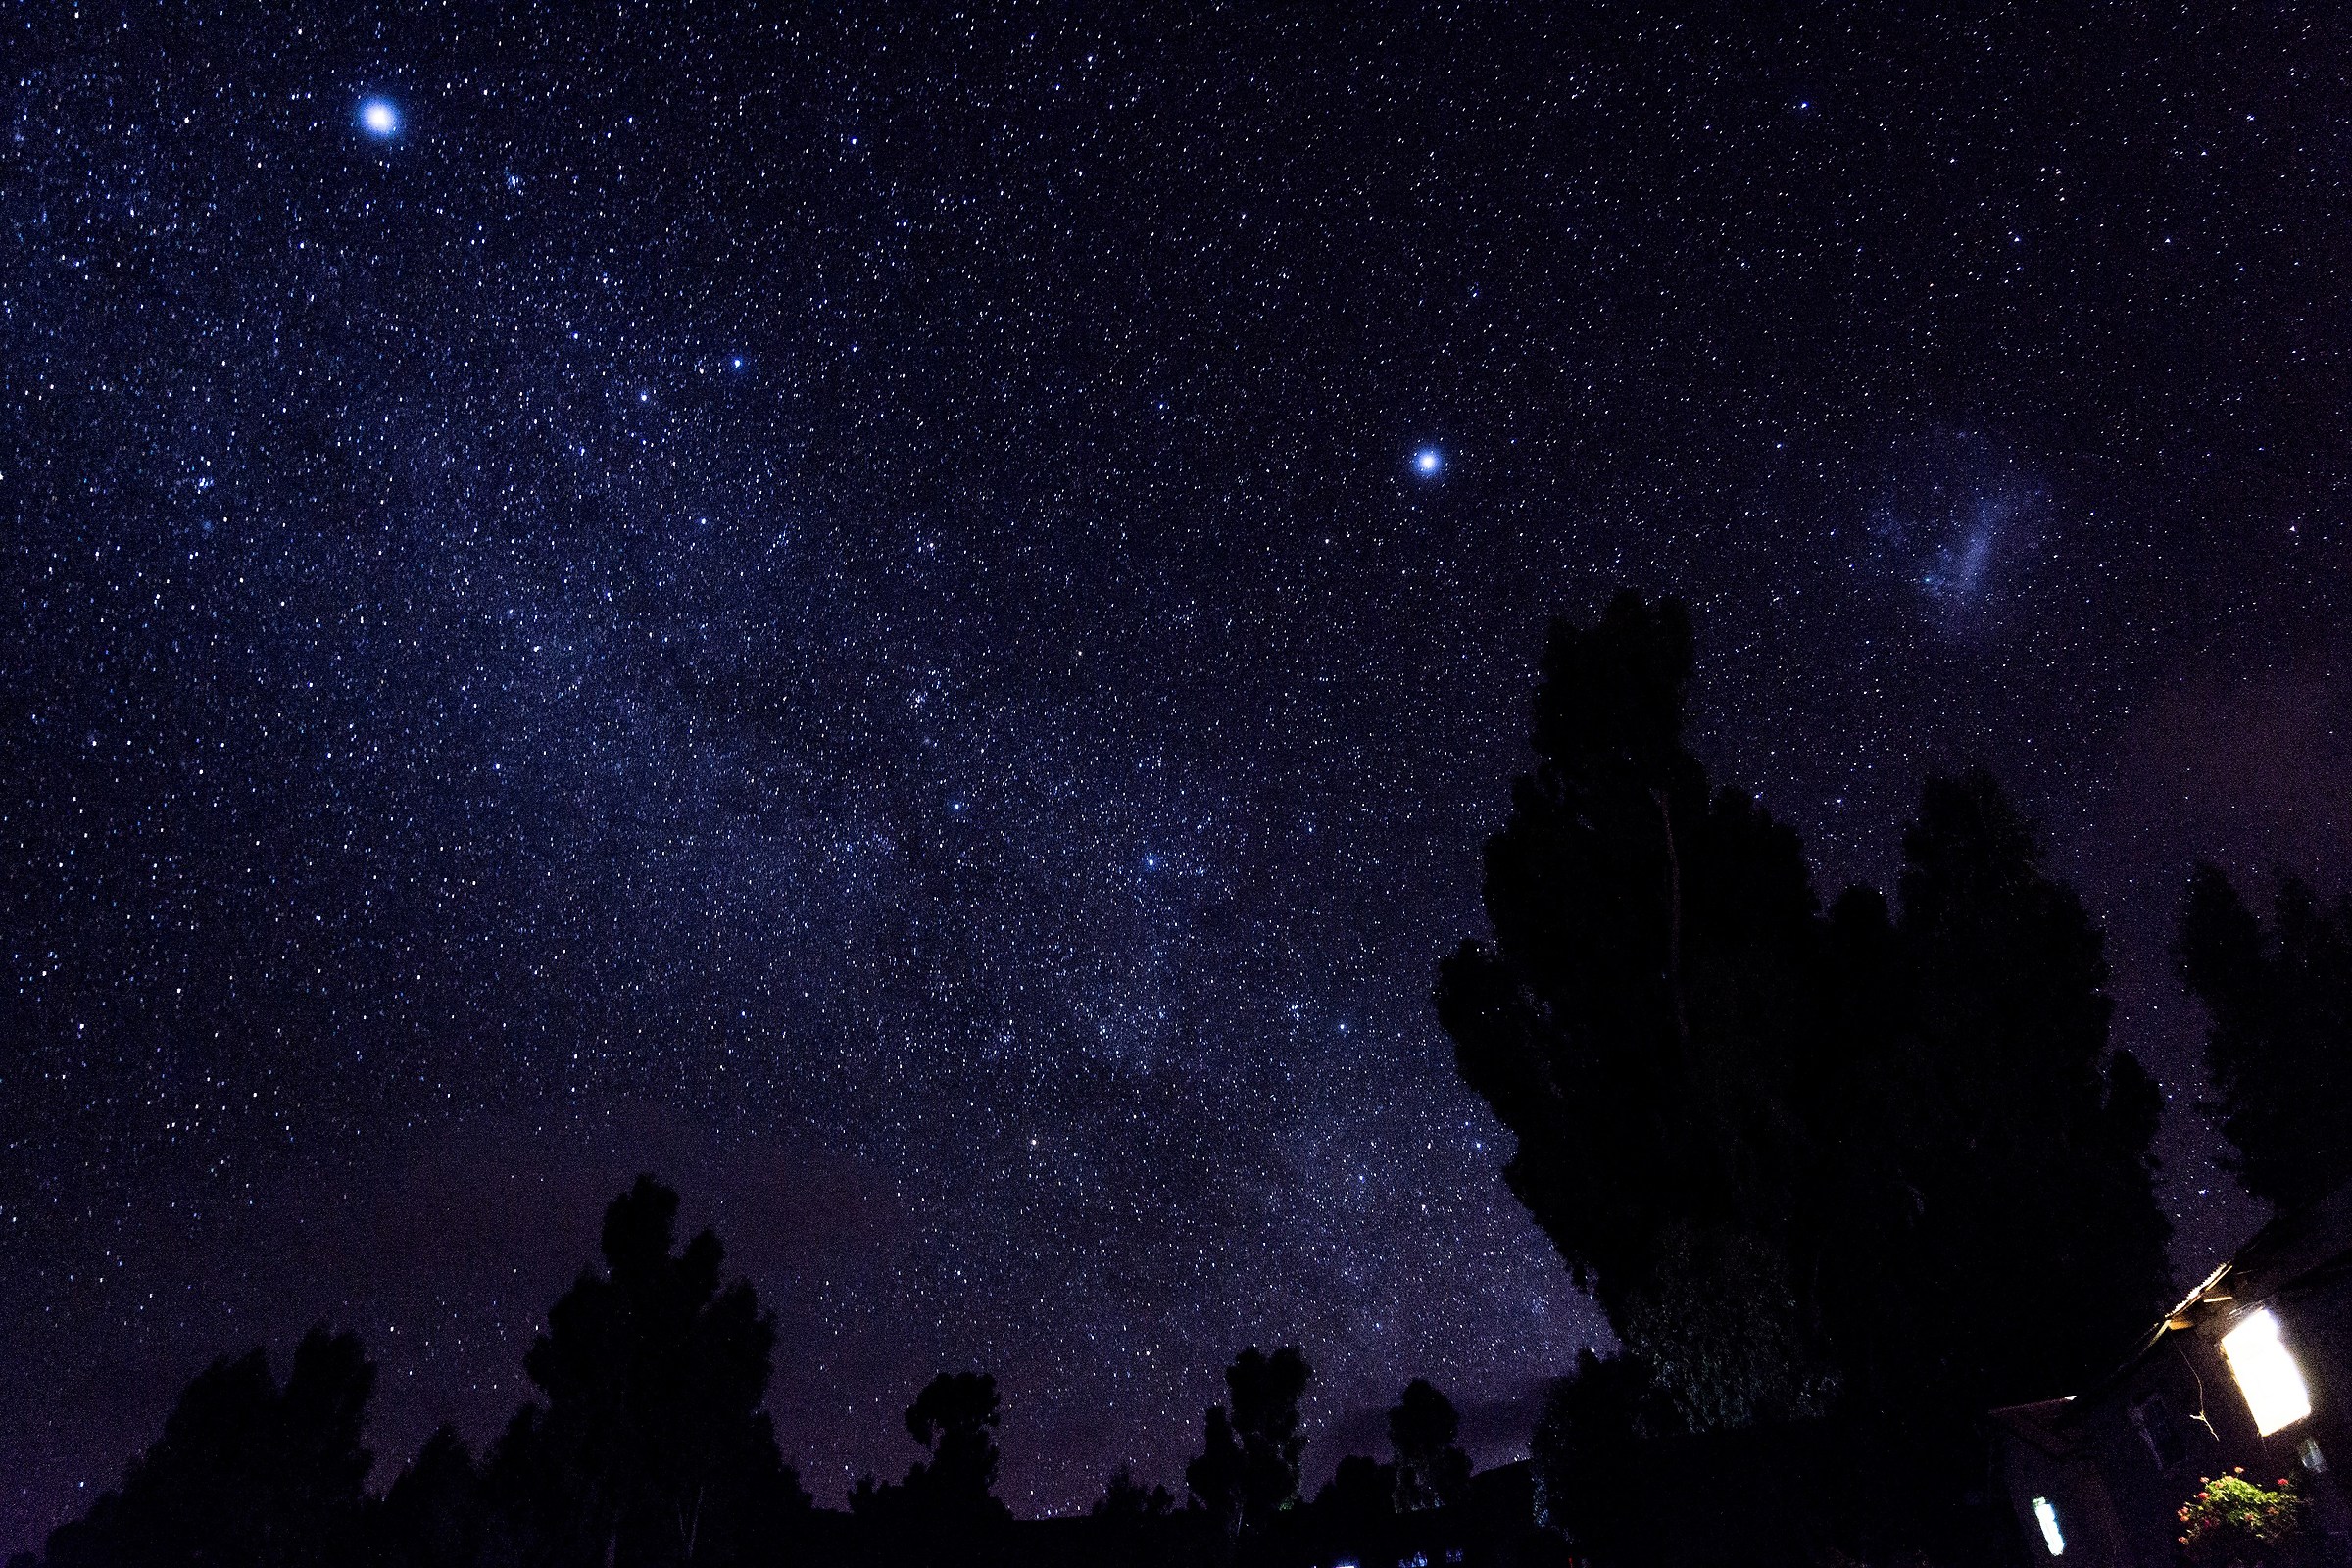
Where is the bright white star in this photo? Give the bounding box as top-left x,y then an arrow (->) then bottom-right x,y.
360,98 -> 401,138
1413,447 -> 1444,477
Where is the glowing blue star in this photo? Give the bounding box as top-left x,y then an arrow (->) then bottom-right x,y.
359,98 -> 402,138
1412,446 -> 1444,478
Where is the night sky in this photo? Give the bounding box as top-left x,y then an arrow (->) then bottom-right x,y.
6,5 -> 2351,1552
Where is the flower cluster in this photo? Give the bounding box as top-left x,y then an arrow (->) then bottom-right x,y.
2178,1467 -> 2309,1568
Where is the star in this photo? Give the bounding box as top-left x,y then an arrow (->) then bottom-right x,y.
359,98 -> 402,139
1413,446 -> 1444,478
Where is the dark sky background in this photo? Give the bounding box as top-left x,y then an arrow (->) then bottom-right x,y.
5,3 -> 2351,1551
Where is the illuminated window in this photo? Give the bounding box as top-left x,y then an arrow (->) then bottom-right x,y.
2033,1495 -> 2065,1556
2221,1308 -> 2313,1437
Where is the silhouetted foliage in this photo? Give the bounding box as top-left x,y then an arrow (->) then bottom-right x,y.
904,1372 -> 1009,1522
379,1427 -> 483,1568
477,1174 -> 808,1567
1530,1351 -> 1672,1565
24,1173 -> 1582,1568
44,1326 -> 375,1568
1388,1379 -> 1471,1513
1439,593 -> 2172,1559
1086,1465 -> 1198,1568
1095,1465 -> 1178,1523
28,1180 -> 818,1568
2179,863 -> 2352,1209
1186,1406 -> 1248,1546
1186,1346 -> 1310,1544
1530,1348 -> 1832,1568
846,1370 -> 1010,1566
1846,773 -> 2172,1432
1313,1453 -> 1396,1529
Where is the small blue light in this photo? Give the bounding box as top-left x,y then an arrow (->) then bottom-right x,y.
359,98 -> 402,138
1413,447 -> 1444,477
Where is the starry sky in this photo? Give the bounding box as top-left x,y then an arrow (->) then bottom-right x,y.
5,4 -> 2351,1551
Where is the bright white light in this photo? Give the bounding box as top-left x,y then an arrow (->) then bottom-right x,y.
1413,447 -> 1443,477
2222,1307 -> 2312,1436
360,98 -> 401,138
2032,1496 -> 2065,1556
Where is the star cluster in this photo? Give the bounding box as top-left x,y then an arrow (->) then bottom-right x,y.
4,6 -> 2350,1550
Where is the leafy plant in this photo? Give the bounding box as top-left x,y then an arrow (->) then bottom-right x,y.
2179,1467 -> 2309,1568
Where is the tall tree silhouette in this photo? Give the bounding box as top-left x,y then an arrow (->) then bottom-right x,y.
1856,774 -> 2171,1419
1186,1405 -> 1249,1544
1387,1379 -> 1470,1512
43,1327 -> 374,1568
1186,1346 -> 1310,1543
903,1371 -> 1008,1521
2179,863 -> 2352,1209
481,1174 -> 808,1567
379,1426 -> 484,1568
1435,594 -> 1837,1430
1439,593 -> 2170,1555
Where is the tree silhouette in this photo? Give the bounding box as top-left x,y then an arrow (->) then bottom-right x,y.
1439,593 -> 2171,1556
1530,1349 -> 1673,1565
1313,1453 -> 1396,1529
480,1173 -> 808,1567
903,1371 -> 1008,1521
379,1426 -> 483,1568
1185,1405 -> 1249,1544
1851,773 -> 2171,1423
1387,1379 -> 1470,1512
2179,863 -> 2352,1209
1186,1346 -> 1310,1543
1436,595 -> 1832,1429
1093,1462 -> 1193,1568
1094,1463 -> 1177,1523
847,1368 -> 1011,1554
43,1327 -> 375,1568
